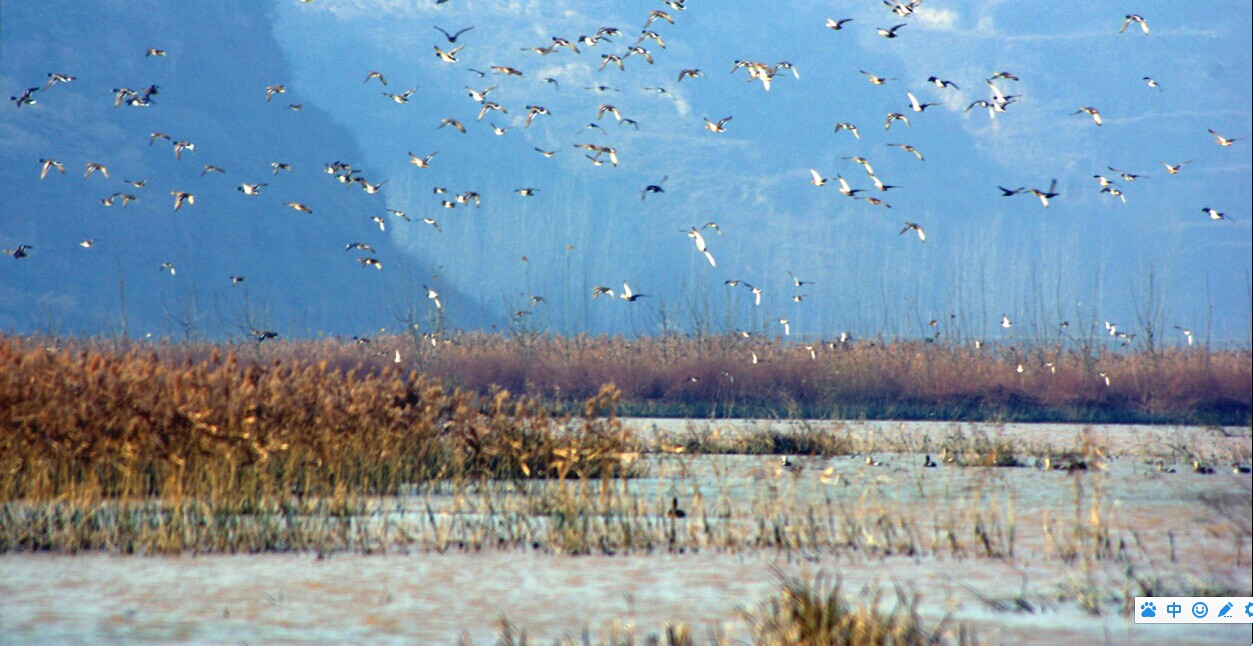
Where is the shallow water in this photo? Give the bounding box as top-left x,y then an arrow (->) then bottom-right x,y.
2,420 -> 1250,644
3,552 -> 1250,644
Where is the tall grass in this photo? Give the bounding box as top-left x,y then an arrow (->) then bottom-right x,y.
0,336 -> 636,505
19,332 -> 1250,424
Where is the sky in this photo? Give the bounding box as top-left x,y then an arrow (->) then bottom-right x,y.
2,0 -> 1251,344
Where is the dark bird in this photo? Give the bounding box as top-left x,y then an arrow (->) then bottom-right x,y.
434,25 -> 474,42
11,87 -> 38,107
3,244 -> 32,259
641,177 -> 667,199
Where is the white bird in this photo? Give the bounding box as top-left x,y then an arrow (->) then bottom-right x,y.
408,151 -> 438,168
745,284 -> 763,306
1100,186 -> 1126,203
686,227 -> 716,267
434,45 -> 464,63
39,158 -> 65,179
834,174 -> 862,197
1202,207 -> 1230,221
809,168 -> 831,186
620,282 -> 648,301
423,285 -> 442,309
899,221 -> 925,242
170,191 -> 194,211
1162,161 -> 1190,175
1120,14 -> 1149,34
1208,129 -> 1241,147
704,116 -> 732,133
383,88 -> 417,104
1028,179 -> 1059,208
1001,314 -> 1012,329
1072,106 -> 1103,126
906,91 -> 937,113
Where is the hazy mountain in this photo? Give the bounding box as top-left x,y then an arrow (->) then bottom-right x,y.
0,1 -> 492,339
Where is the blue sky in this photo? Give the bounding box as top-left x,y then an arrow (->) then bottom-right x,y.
2,1 -> 1250,342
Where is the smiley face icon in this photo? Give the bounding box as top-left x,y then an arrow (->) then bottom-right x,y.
1191,602 -> 1208,619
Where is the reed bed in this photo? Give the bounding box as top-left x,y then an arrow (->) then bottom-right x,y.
0,335 -> 635,501
24,331 -> 1244,424
1,333 -> 1248,577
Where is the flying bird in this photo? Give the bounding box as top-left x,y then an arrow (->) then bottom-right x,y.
826,18 -> 854,30
171,191 -> 194,210
788,271 -> 813,288
44,73 -> 75,89
686,227 -> 716,267
620,283 -> 648,301
1028,179 -> 1059,207
383,88 -> 417,104
704,116 -> 732,133
877,24 -> 906,38
884,113 -> 910,130
434,25 -> 474,42
899,222 -> 926,242
833,122 -> 860,139
906,91 -> 937,112
3,245 -> 32,259
39,158 -> 64,179
1072,106 -> 1103,126
1120,14 -> 1149,34
860,70 -> 894,85
641,176 -> 667,199
10,87 -> 37,107
439,118 -> 466,133
408,151 -> 438,168
434,45 -> 464,63
424,285 -> 442,308
887,143 -> 924,161
1208,129 -> 1241,146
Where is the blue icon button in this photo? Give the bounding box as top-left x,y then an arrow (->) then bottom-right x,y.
1245,602 -> 1253,618
1167,602 -> 1182,618
1140,601 -> 1156,618
1218,602 -> 1233,618
1191,602 -> 1208,619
